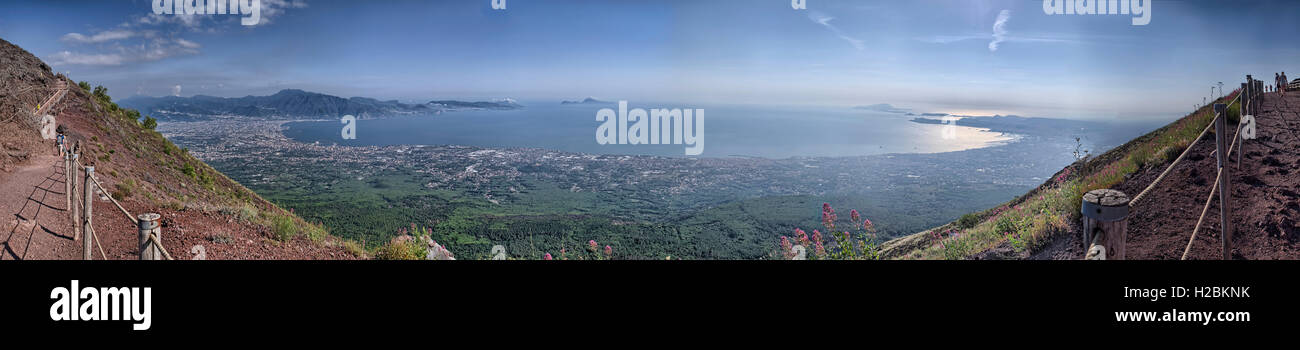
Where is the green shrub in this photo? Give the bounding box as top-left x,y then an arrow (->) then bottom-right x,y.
993,216 -> 1017,236
114,179 -> 135,200
375,238 -> 426,260
220,204 -> 258,223
342,240 -> 368,258
940,237 -> 974,260
141,116 -> 158,130
162,200 -> 185,211
303,223 -> 328,242
957,213 -> 980,229
271,214 -> 298,241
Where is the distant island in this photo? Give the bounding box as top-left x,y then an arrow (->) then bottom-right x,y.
854,103 -> 909,113
909,114 -> 1103,137
561,97 -> 612,105
427,98 -> 524,110
119,89 -> 523,120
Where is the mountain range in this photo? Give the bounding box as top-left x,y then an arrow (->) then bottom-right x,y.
561,97 -> 612,105
119,89 -> 523,120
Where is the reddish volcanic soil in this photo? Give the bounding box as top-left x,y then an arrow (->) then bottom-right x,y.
0,154 -> 357,260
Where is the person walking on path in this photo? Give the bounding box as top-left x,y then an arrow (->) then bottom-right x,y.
1283,72 -> 1289,96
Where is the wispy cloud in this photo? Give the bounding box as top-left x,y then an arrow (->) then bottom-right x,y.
48,38 -> 201,66
61,29 -> 136,44
920,10 -> 1073,51
49,1 -> 307,67
808,11 -> 865,51
989,10 -> 1010,52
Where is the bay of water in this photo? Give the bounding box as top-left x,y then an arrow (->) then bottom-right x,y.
282,102 -> 1015,159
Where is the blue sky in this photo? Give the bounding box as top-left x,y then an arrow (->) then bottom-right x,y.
0,0 -> 1296,121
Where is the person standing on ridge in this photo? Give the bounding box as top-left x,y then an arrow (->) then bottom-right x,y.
1283,72 -> 1289,96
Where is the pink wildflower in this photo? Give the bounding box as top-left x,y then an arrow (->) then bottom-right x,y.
544,253 -> 553,260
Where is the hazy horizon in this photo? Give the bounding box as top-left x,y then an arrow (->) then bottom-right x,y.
2,0 -> 1296,122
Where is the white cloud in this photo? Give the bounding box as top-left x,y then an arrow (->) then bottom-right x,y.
172,85 -> 183,97
919,35 -> 984,44
259,0 -> 310,25
61,29 -> 136,44
175,38 -> 201,49
47,38 -> 200,66
46,51 -> 127,66
49,1 -> 308,68
808,11 -> 865,51
137,13 -> 204,28
989,10 -> 1010,52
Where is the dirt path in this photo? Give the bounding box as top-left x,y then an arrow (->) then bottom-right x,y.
0,154 -> 78,260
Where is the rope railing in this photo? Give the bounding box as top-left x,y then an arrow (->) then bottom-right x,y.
1085,74 -> 1261,260
148,233 -> 174,260
1180,110 -> 1244,260
1128,92 -> 1241,208
88,173 -> 137,225
67,156 -> 173,261
1181,168 -> 1220,260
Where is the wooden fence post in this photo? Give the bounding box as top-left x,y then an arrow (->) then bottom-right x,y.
64,153 -> 71,209
70,153 -> 80,241
1241,76 -> 1250,168
82,165 -> 94,260
1081,189 -> 1129,260
138,213 -> 162,260
1214,103 -> 1233,259
1246,75 -> 1252,115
